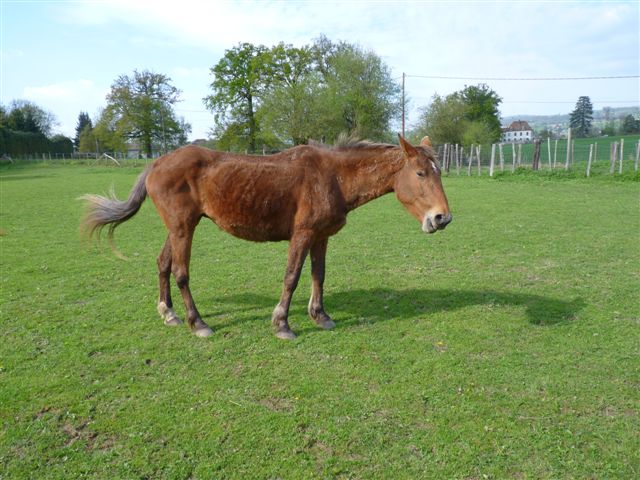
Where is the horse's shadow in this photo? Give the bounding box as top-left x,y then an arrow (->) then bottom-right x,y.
203,287 -> 584,334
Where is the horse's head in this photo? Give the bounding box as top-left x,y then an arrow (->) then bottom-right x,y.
394,135 -> 452,234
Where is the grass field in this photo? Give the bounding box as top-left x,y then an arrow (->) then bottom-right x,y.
1,163 -> 638,479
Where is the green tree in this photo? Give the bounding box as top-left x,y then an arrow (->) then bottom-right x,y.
258,43 -> 326,147
414,93 -> 469,145
204,43 -> 271,153
413,84 -> 502,146
459,84 -> 502,142
312,36 -> 401,142
462,121 -> 495,146
4,100 -> 56,136
569,96 -> 594,137
105,70 -> 190,157
621,114 -> 640,134
74,112 -> 93,148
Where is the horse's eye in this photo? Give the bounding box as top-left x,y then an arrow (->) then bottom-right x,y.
416,171 -> 426,178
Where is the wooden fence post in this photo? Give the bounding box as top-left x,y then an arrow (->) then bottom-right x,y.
553,139 -> 558,168
635,141 -> 640,172
456,144 -> 460,175
619,138 -> 624,174
586,144 -> 593,177
547,138 -> 552,169
511,143 -> 516,172
565,128 -> 572,170
499,143 -> 504,172
532,139 -> 541,171
476,145 -> 482,176
467,144 -> 474,176
610,142 -> 618,174
489,143 -> 496,177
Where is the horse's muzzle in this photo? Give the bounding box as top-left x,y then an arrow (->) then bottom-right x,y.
422,213 -> 452,233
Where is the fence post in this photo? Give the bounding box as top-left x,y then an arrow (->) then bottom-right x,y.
610,142 -> 618,174
635,141 -> 640,172
565,128 -> 572,170
547,138 -> 552,169
476,145 -> 482,176
499,143 -> 504,172
455,144 -> 460,175
467,144 -> 474,176
586,144 -> 593,177
489,143 -> 496,177
619,138 -> 624,174
511,143 -> 516,172
532,139 -> 541,171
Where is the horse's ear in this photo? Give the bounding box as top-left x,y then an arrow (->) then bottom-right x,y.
420,136 -> 432,147
397,134 -> 418,158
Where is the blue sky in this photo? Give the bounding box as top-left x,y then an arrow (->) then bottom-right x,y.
1,0 -> 638,140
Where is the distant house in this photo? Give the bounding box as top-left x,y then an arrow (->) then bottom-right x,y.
501,120 -> 534,143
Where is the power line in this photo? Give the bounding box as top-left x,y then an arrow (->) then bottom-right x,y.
405,74 -> 639,81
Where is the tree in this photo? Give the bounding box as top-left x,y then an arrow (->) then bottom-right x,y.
204,43 -> 271,153
257,43 -> 327,146
74,112 -> 93,148
4,100 -> 56,136
462,121 -> 495,147
412,84 -> 502,146
205,38 -> 402,150
311,36 -> 401,142
414,93 -> 469,145
569,96 -> 594,137
458,84 -> 502,142
621,114 -> 640,134
105,70 -> 190,157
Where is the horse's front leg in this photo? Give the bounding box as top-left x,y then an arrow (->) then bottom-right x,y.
308,237 -> 335,330
272,232 -> 313,340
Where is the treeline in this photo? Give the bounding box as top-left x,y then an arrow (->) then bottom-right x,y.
204,36 -> 402,152
0,101 -> 73,157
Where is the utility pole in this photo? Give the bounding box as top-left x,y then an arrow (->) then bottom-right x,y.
402,72 -> 405,138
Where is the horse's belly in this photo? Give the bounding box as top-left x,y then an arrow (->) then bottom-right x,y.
210,216 -> 290,242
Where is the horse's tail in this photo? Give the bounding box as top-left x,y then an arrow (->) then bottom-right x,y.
79,166 -> 151,245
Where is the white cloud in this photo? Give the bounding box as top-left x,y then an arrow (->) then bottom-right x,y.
24,79 -> 96,100
22,80 -> 110,137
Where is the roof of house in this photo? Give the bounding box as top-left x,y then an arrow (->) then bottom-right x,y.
503,120 -> 533,132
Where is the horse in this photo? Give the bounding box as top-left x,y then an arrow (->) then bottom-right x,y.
80,135 -> 452,340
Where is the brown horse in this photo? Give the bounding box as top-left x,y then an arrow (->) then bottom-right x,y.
81,135 -> 452,339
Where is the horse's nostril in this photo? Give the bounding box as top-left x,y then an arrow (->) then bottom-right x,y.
434,213 -> 452,227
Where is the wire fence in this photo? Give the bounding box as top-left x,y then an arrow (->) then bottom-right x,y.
3,134 -> 639,177
434,135 -> 640,177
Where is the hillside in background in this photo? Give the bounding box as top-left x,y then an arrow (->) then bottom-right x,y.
502,106 -> 639,134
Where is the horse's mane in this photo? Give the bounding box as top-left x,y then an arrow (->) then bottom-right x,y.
309,133 -> 396,151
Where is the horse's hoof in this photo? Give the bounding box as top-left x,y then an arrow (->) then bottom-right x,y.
275,329 -> 297,340
194,326 -> 214,338
158,302 -> 183,326
317,318 -> 336,330
164,316 -> 183,326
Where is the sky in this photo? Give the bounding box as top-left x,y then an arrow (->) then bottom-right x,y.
1,0 -> 638,140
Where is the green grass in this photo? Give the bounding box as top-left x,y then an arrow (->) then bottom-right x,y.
1,164 -> 639,479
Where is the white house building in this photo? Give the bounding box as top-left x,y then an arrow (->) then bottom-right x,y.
501,120 -> 534,143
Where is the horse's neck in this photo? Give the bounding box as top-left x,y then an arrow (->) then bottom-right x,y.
334,147 -> 405,211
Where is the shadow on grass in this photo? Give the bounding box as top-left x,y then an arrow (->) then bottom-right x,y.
204,288 -> 584,332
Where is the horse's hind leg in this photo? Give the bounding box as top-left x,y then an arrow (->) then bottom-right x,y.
157,236 -> 182,326
272,232 -> 314,340
308,237 -> 335,330
170,226 -> 213,338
